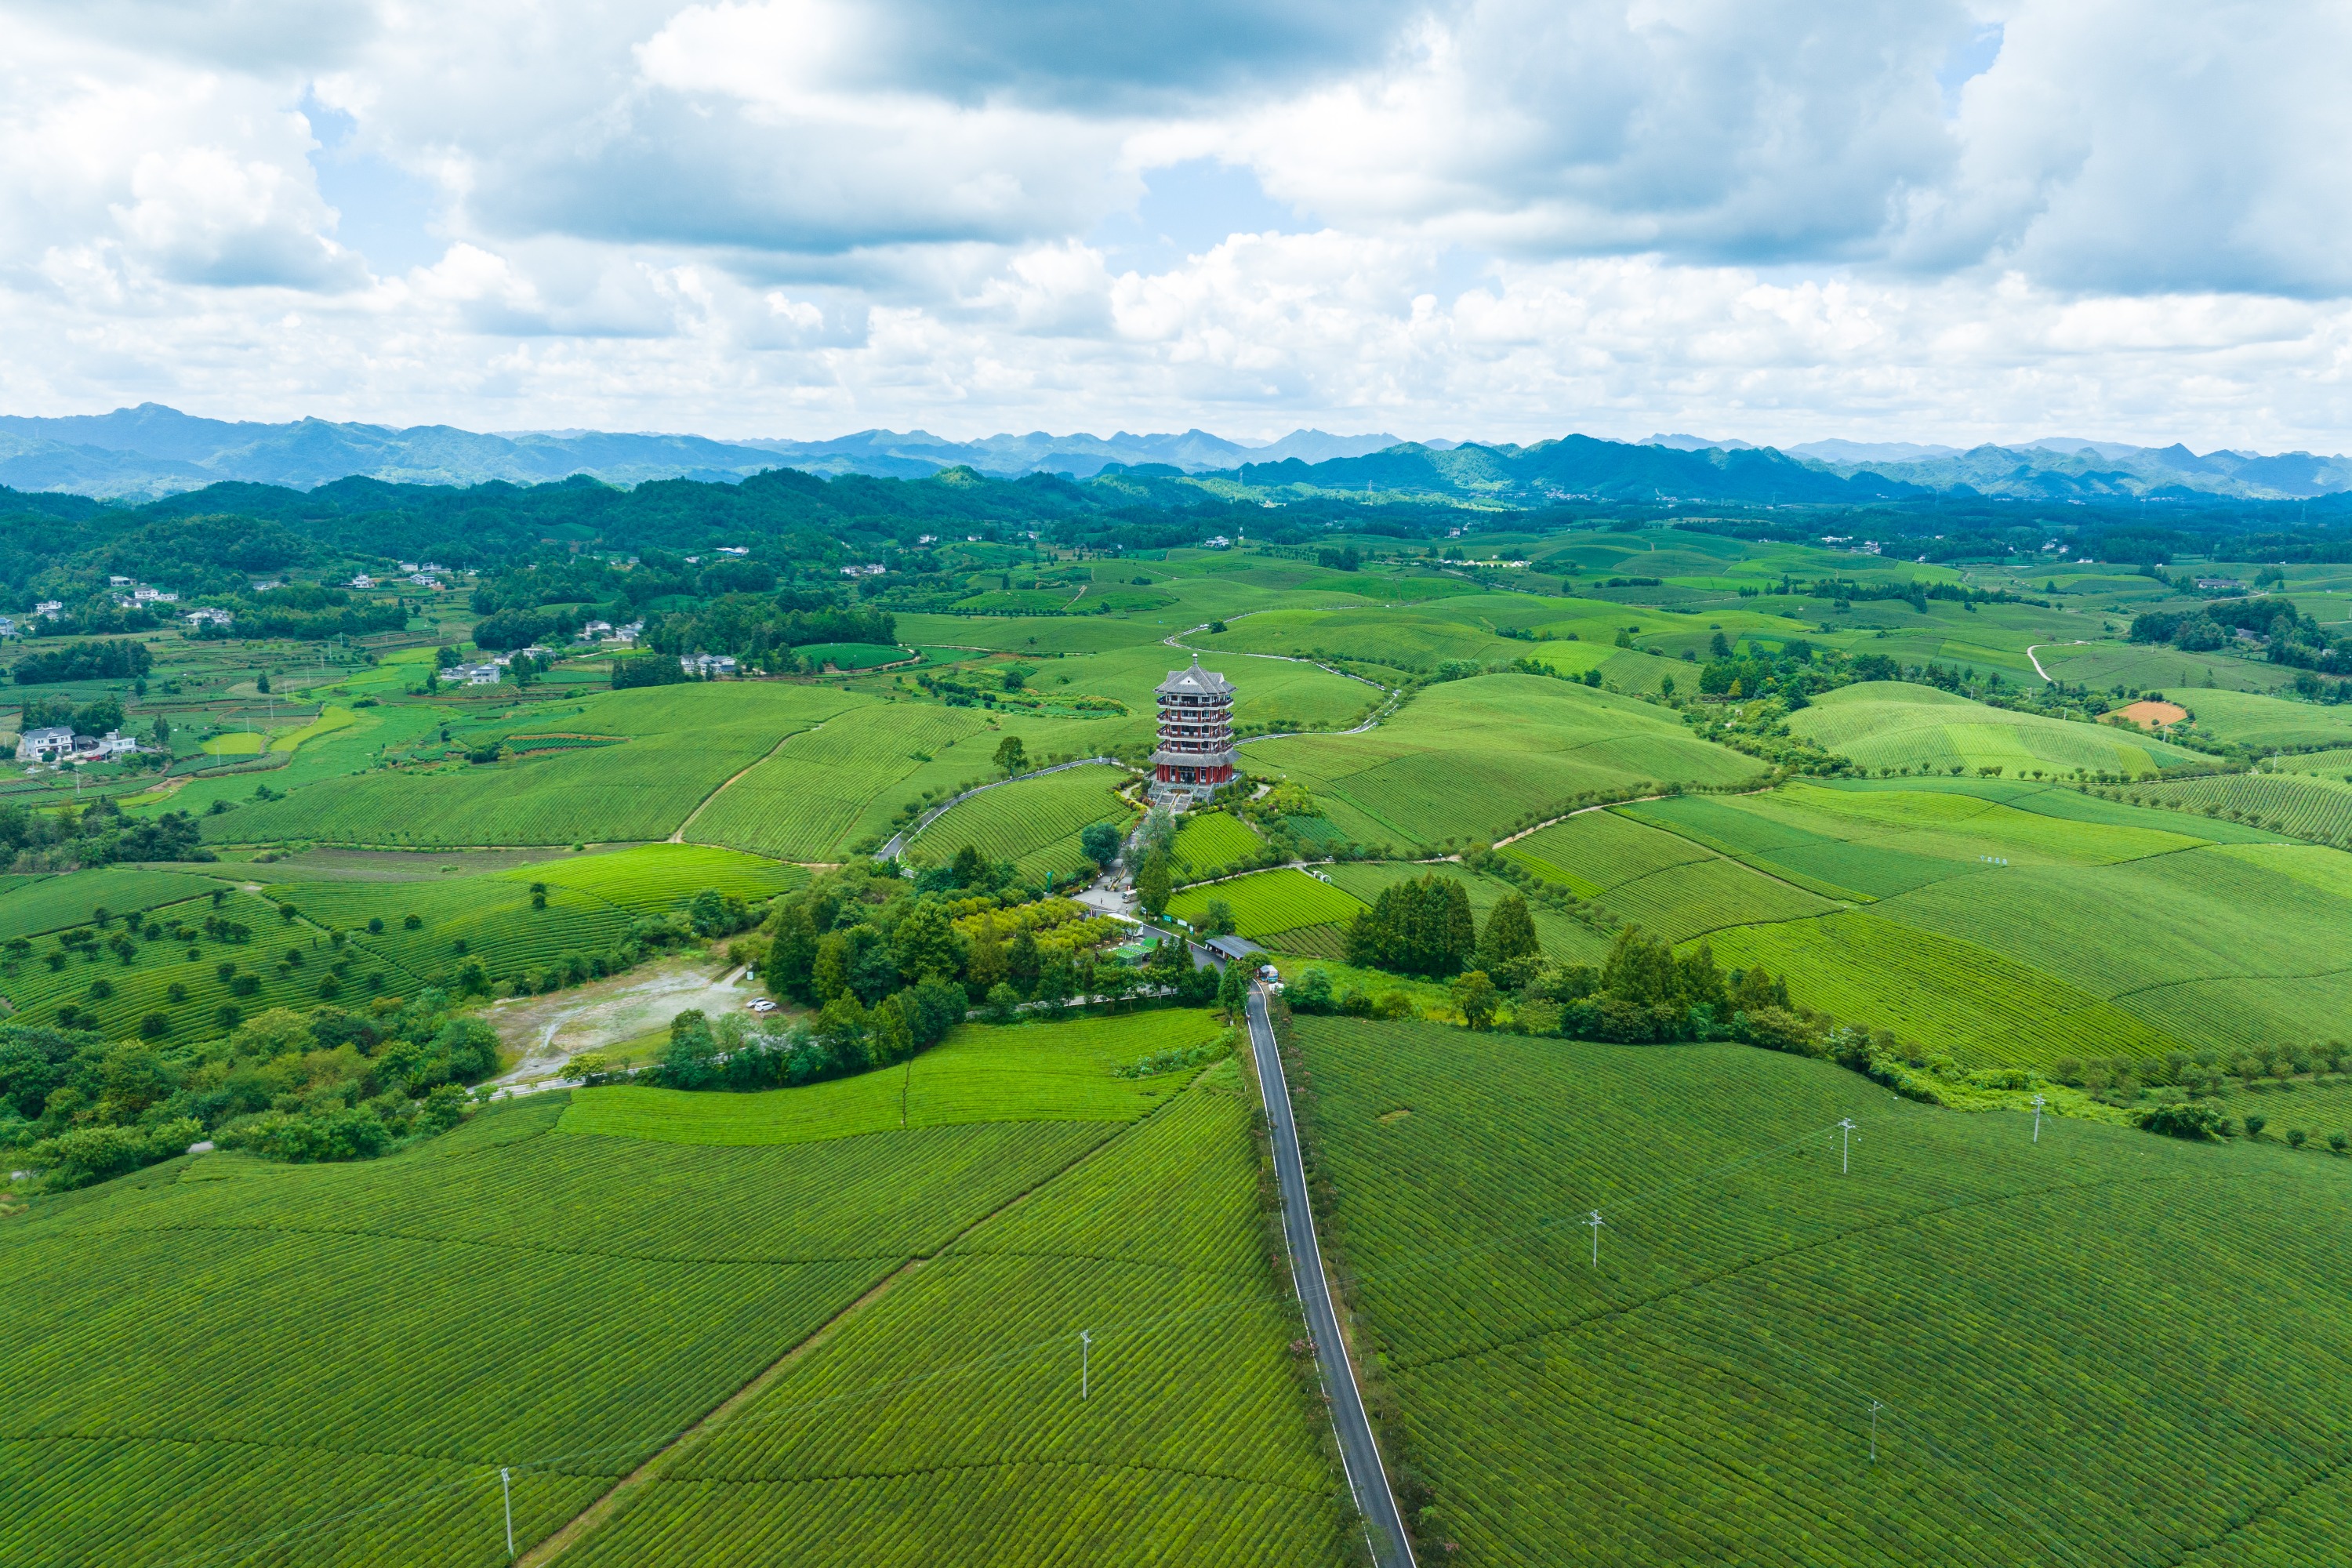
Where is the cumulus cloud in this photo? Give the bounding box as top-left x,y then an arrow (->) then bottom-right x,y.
0,0 -> 2347,448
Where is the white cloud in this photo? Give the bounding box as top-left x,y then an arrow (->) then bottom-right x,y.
0,0 -> 2348,451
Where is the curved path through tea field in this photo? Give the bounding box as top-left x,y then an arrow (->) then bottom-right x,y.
1246,980 -> 1417,1568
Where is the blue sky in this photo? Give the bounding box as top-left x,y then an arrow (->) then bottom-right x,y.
2,0 -> 2349,451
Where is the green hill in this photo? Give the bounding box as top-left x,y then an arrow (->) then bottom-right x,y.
1788,681 -> 2207,776
1290,1014 -> 2352,1567
1249,674 -> 1766,849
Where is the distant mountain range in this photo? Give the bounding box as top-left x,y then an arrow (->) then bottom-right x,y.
0,403 -> 2346,504
1653,433 -> 2352,500
0,405 -> 1402,499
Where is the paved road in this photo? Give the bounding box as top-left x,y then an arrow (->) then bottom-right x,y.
1245,982 -> 1416,1568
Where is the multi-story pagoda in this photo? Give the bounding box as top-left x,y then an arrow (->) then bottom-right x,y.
1149,653 -> 1236,804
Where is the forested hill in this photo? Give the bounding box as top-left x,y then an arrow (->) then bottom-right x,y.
9,445 -> 2352,615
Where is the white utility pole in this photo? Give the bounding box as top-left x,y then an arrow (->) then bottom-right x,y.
1080,1330 -> 1092,1399
1583,1210 -> 1604,1268
1869,1400 -> 1883,1461
2030,1094 -> 2046,1144
1838,1118 -> 1858,1174
501,1467 -> 514,1558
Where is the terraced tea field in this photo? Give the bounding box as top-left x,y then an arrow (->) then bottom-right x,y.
564,1012 -> 1225,1145
0,1012 -> 1348,1567
906,764 -> 1138,883
2165,686 -> 2352,748
563,1063 -> 1348,1568
2132,769 -> 2352,846
1170,808 -> 1265,878
0,867 -> 227,942
1292,1017 -> 2352,1568
201,684 -> 864,847
1789,681 -> 2206,776
1250,674 -> 1764,849
1165,868 -> 1366,940
1562,779 -> 2352,1063
690,702 -> 1126,862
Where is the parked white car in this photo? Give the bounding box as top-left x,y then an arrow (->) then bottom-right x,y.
747,998 -> 779,1014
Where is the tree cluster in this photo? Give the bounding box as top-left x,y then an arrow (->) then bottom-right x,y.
0,993 -> 496,1191
12,637 -> 153,685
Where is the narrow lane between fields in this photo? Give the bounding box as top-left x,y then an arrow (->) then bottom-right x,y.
1245,981 -> 1417,1568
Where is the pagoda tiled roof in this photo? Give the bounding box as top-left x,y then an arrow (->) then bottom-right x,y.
1156,653 -> 1234,697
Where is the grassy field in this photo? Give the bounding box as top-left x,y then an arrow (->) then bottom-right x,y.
200,684 -> 865,847
906,764 -> 1138,884
1292,1016 -> 2352,1568
1165,868 -> 1367,939
0,1013 -> 1348,1567
1788,681 -> 2207,776
1170,809 -> 1265,879
1250,674 -> 1765,850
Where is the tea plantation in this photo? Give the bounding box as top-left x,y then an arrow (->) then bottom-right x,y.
1290,1016 -> 2352,1566
19,524 -> 2352,1566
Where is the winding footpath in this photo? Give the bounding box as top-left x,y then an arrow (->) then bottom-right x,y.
1245,981 -> 1417,1568
2025,639 -> 2092,683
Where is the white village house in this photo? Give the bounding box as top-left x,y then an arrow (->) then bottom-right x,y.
17,728 -> 138,764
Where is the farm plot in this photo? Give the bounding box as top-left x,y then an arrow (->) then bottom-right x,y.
1788,681 -> 2206,776
145,702 -> 446,819
1503,808 -> 1716,899
907,764 -> 1138,884
201,684 -> 863,847
561,1011 -> 1228,1145
797,641 -> 912,670
1290,1018 -> 2352,1568
561,1065 -> 1353,1568
1165,868 -> 1366,941
688,702 -> 993,861
691,703 -> 1128,862
1171,808 -> 1265,879
1703,908 -> 2180,1063
0,1095 -> 1126,1568
1252,674 -> 1764,850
